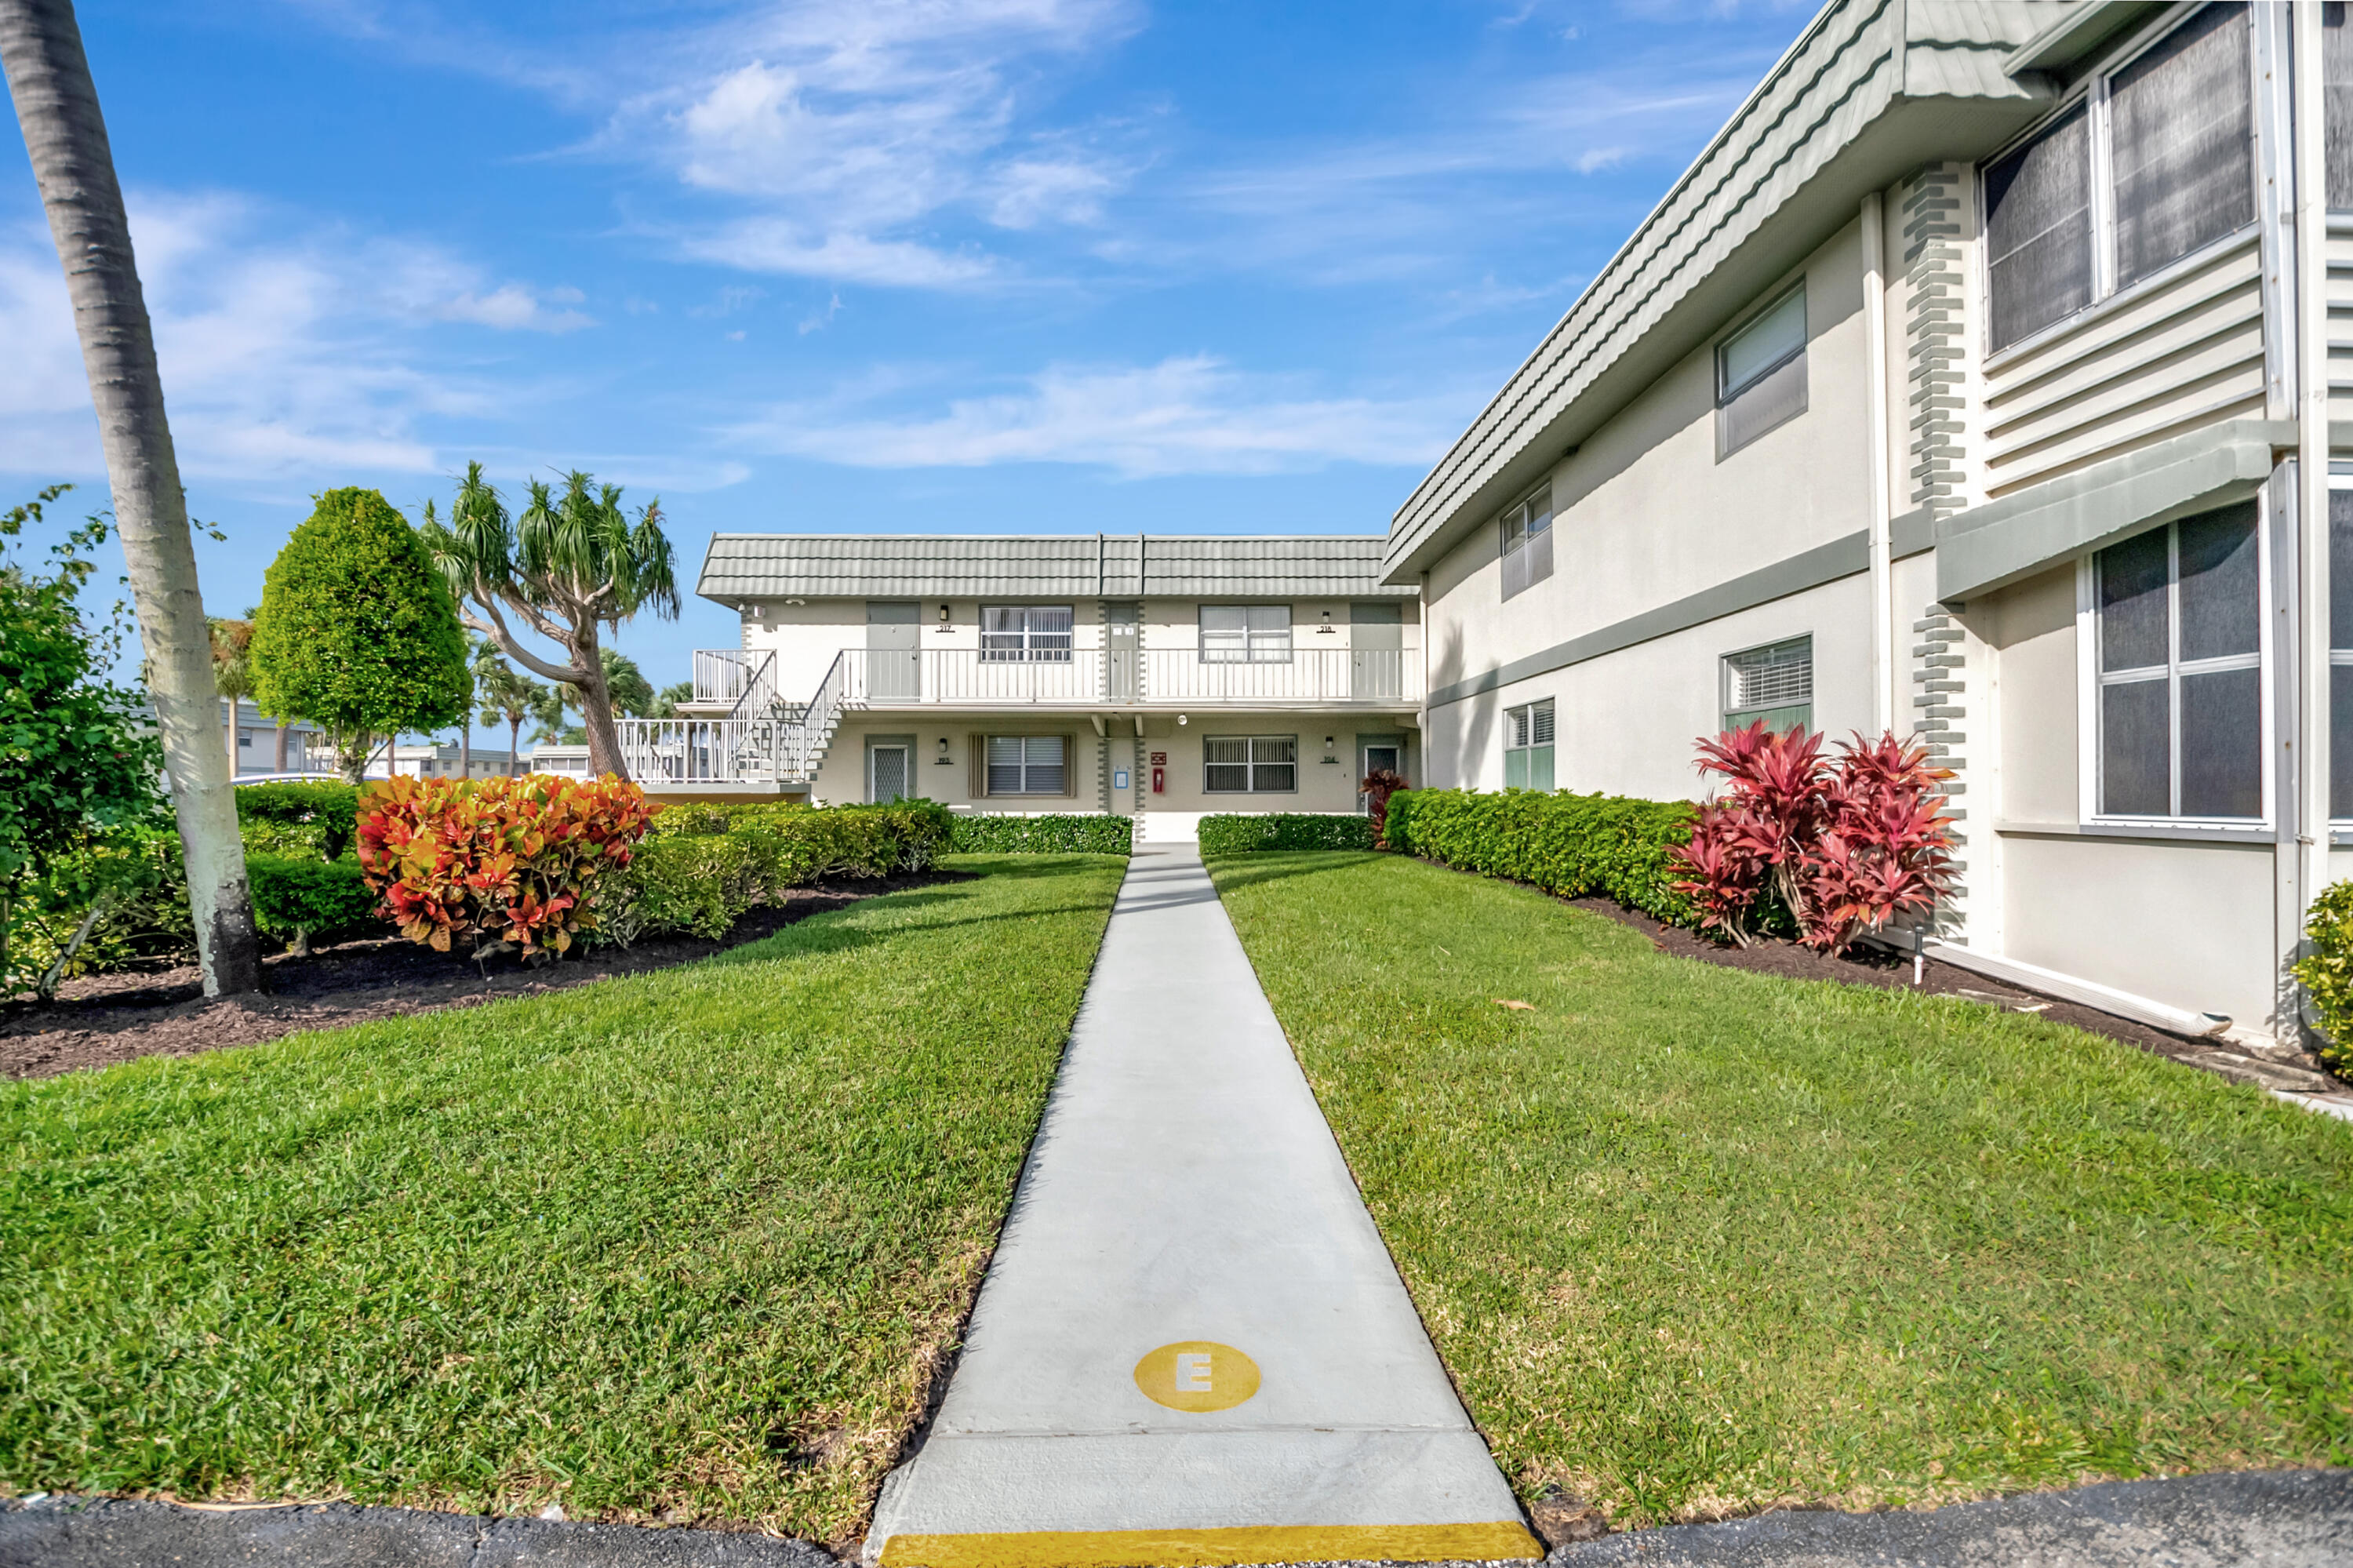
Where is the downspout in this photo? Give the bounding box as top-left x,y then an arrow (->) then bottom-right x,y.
2294,3 -> 2332,975
1861,189 -> 1896,736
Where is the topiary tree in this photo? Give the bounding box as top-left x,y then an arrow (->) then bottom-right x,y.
250,488 -> 471,783
420,463 -> 678,781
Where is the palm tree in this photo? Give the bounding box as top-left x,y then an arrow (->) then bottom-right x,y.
207,614 -> 254,775
474,647 -> 540,777
420,464 -> 678,781
2,0 -> 260,995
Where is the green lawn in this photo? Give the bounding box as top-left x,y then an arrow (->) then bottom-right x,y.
1207,851 -> 2353,1528
0,854 -> 1125,1544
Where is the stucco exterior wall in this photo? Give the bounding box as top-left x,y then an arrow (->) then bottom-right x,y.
1423,220 -> 1872,707
806,711 -> 1393,819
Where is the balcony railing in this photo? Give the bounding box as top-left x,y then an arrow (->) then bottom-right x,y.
693,645 -> 1420,708
616,719 -> 799,785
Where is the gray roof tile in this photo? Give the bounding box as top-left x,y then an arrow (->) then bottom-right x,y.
696,534 -> 1416,602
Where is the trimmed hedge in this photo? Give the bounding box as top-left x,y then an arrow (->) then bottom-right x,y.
1381,788 -> 1701,927
235,780 -> 362,861
1198,813 -> 1378,856
246,855 -> 381,953
602,799 -> 958,945
949,813 -> 1133,855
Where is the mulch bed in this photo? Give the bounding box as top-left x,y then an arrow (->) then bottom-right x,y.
2,871 -> 969,1082
1563,893 -> 2353,1104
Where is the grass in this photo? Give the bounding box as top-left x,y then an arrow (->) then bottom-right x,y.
0,853 -> 1126,1544
1206,850 -> 2353,1528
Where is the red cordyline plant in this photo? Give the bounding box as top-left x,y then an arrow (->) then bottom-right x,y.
1671,723 -> 1956,952
1360,768 -> 1409,845
355,773 -> 660,959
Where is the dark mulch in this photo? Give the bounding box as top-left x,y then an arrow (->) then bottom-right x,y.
1565,893 -> 2353,1104
1,871 -> 969,1082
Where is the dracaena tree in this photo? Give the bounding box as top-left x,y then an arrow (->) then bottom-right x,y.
421,464 -> 678,781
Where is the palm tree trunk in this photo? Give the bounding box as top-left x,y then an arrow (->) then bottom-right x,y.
1,0 -> 260,995
273,720 -> 288,771
460,714 -> 472,780
507,713 -> 522,776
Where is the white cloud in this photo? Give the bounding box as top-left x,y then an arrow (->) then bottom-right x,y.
0,191 -> 590,484
677,220 -> 998,287
726,355 -> 1460,478
597,0 -> 1139,285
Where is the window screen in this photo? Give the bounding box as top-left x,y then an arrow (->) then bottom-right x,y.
1203,735 -> 1297,793
1984,106 -> 2093,351
1722,637 -> 1813,734
2093,503 -> 2262,820
1499,486 -> 1555,600
1716,286 -> 1808,454
985,734 -> 1066,795
980,606 -> 1074,662
2108,3 -> 2253,291
1199,606 -> 1293,664
2328,2 -> 2353,210
1503,699 -> 1555,791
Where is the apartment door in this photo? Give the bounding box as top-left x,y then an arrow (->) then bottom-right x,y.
1105,603 -> 1140,702
868,602 -> 920,702
869,740 -> 911,803
1358,735 -> 1404,808
1351,602 -> 1402,699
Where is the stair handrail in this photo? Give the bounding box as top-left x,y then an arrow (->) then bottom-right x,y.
726,648 -> 781,722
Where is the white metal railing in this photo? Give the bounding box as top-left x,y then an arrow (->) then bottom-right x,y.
623,642 -> 1420,787
614,719 -> 798,784
693,648 -> 756,704
1142,646 -> 1419,704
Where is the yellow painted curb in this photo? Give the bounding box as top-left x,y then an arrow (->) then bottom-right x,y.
878,1521 -> 1546,1568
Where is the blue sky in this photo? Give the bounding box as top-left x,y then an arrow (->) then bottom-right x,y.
2,0 -> 1813,700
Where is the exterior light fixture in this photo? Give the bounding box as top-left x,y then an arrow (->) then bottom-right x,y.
784,597 -> 806,606
936,737 -> 952,766
1322,735 -> 1339,763
1177,714 -> 1188,726
1318,609 -> 1336,634
939,603 -> 951,623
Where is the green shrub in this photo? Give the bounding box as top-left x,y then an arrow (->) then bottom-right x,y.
949,813 -> 1133,855
1198,813 -> 1377,855
235,780 -> 362,860
2293,881 -> 2353,1079
602,800 -> 957,945
2,828 -> 191,996
246,855 -> 383,954
1381,788 -> 1701,927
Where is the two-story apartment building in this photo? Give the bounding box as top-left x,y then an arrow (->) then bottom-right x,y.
619,535 -> 1423,837
1387,0 -> 2347,1042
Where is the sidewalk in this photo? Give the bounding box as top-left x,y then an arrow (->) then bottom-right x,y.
864,843 -> 1538,1568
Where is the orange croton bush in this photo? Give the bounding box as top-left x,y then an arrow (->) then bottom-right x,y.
355,773 -> 660,958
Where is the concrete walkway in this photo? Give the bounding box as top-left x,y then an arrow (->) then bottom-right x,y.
864,844 -> 1537,1568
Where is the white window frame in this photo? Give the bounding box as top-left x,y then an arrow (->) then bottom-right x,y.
984,733 -> 1067,795
1497,483 -> 1554,602
1202,734 -> 1297,794
1198,605 -> 1293,664
2073,500 -> 2273,832
1714,282 -> 1809,457
1502,697 -> 1554,791
1720,635 -> 1815,735
980,605 -> 1074,664
1979,2 -> 2264,362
